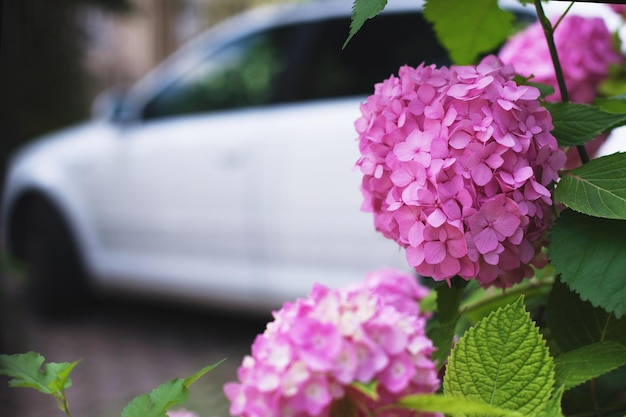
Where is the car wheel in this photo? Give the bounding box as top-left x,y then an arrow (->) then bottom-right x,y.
23,198 -> 91,314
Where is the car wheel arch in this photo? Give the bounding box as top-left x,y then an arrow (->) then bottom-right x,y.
6,189 -> 86,266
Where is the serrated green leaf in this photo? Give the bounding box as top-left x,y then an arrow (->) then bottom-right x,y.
443,297 -> 555,415
122,359 -> 225,417
544,102 -> 626,147
45,360 -> 80,393
424,0 -> 513,64
554,341 -> 626,390
535,385 -> 564,417
555,153 -> 626,220
183,359 -> 226,388
546,278 -> 626,353
398,393 -> 524,416
549,210 -> 626,318
343,0 -> 387,48
122,379 -> 187,417
427,282 -> 464,370
0,352 -> 78,395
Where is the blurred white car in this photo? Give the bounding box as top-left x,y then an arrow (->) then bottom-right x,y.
2,0 -> 443,313
3,0 -> 616,313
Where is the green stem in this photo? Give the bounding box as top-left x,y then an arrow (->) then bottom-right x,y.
590,378 -> 602,417
532,0 -> 590,164
460,278 -> 552,317
55,392 -> 73,417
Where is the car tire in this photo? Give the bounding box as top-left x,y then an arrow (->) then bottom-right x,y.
23,198 -> 91,315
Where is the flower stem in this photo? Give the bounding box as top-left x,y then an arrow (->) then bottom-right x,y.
533,0 -> 590,164
590,378 -> 602,416
54,392 -> 73,417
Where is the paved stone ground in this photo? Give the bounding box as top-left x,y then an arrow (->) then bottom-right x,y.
0,284 -> 271,417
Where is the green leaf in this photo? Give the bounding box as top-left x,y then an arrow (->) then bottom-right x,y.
0,352 -> 79,395
443,297 -> 555,415
555,153 -> 626,220
528,82 -> 556,100
343,0 -> 387,48
122,379 -> 188,417
461,279 -> 552,326
546,278 -> 626,353
122,359 -> 225,417
554,341 -> 626,390
424,0 -> 513,64
544,102 -> 626,147
535,385 -> 564,417
398,393 -> 524,416
183,359 -> 226,388
45,361 -> 80,393
351,381 -> 379,402
427,281 -> 465,370
549,210 -> 626,318
595,93 -> 626,114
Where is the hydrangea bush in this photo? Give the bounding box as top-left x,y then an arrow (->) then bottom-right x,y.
3,1 -> 626,417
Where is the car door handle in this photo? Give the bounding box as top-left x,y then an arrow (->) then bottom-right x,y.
217,151 -> 245,169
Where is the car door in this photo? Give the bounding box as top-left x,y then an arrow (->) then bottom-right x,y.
83,27 -> 296,296
254,12 -> 453,295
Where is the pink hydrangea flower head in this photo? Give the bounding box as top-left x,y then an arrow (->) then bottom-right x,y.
498,15 -> 621,104
356,55 -> 566,288
224,269 -> 441,417
499,15 -> 621,168
610,4 -> 626,18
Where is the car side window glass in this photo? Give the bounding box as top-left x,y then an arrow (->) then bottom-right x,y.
291,13 -> 451,101
141,10 -> 533,120
142,28 -> 293,119
141,13 -> 448,120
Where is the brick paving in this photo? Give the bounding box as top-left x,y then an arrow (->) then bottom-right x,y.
0,288 -> 271,417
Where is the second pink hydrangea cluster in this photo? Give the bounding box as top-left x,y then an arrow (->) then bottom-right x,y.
498,14 -> 621,104
224,269 -> 440,417
356,56 -> 566,288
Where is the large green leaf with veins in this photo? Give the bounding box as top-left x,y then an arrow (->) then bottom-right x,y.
556,153 -> 626,220
549,210 -> 626,318
424,0 -> 513,64
546,278 -> 626,353
545,102 -> 626,147
443,297 -> 555,415
554,342 -> 626,390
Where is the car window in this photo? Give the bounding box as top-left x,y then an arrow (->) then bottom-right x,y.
143,11 -> 449,120
142,10 -> 533,120
291,13 -> 451,101
142,27 -> 294,119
